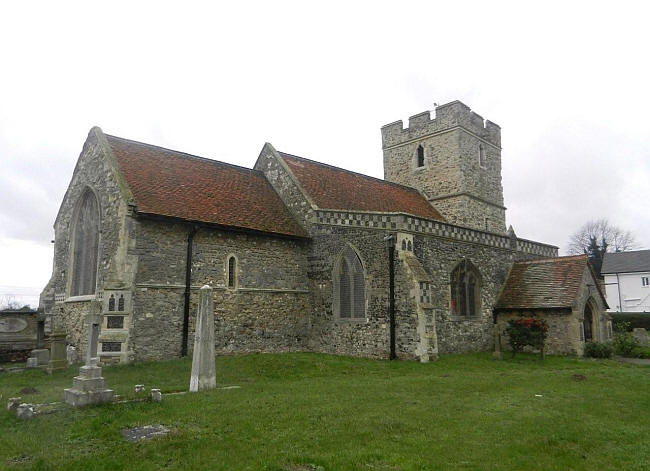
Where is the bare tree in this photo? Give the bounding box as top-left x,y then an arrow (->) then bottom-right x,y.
567,219 -> 638,255
0,295 -> 22,310
567,219 -> 638,275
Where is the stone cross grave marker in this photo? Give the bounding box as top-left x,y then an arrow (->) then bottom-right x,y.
190,285 -> 216,392
63,300 -> 114,407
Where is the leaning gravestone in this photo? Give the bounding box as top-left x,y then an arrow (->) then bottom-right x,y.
632,328 -> 649,347
63,301 -> 114,407
189,285 -> 216,392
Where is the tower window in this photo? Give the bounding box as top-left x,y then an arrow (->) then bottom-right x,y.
108,294 -> 115,311
416,145 -> 425,168
479,144 -> 487,168
227,256 -> 237,288
118,294 -> 125,311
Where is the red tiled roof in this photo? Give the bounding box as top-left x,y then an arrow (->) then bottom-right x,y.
279,153 -> 445,221
107,135 -> 307,238
495,255 -> 590,310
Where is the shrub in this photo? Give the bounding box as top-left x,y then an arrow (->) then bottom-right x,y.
584,341 -> 613,358
505,317 -> 548,358
612,322 -> 639,357
611,313 -> 650,331
631,347 -> 650,359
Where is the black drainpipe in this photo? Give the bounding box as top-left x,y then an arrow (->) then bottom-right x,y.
181,225 -> 198,357
386,234 -> 396,360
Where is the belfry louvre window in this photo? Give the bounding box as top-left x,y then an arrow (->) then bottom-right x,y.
333,246 -> 365,318
70,190 -> 100,296
450,260 -> 481,317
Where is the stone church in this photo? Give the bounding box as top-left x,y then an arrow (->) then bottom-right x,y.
39,100 -> 610,363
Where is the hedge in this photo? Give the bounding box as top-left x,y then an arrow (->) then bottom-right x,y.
611,312 -> 650,331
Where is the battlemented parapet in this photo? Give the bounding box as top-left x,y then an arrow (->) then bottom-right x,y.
381,101 -> 501,149
382,100 -> 506,233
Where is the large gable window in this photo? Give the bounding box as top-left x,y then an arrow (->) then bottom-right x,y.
450,260 -> 481,317
333,246 -> 365,318
70,189 -> 100,297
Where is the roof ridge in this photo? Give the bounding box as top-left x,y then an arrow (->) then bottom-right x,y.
604,248 -> 650,256
514,254 -> 587,265
278,151 -> 424,194
105,134 -> 262,175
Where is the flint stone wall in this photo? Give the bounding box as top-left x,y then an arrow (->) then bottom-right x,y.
130,219 -> 311,361
40,129 -> 133,354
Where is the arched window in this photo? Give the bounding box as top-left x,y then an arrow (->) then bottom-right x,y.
227,256 -> 237,288
450,260 -> 481,317
333,246 -> 365,318
118,294 -> 125,311
108,295 -> 115,311
70,189 -> 100,296
583,302 -> 594,342
416,145 -> 425,168
407,240 -> 412,251
401,240 -> 407,250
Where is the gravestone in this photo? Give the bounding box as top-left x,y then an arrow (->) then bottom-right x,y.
28,321 -> 49,368
189,285 -> 216,392
47,331 -> 67,373
63,301 -> 114,406
632,328 -> 649,347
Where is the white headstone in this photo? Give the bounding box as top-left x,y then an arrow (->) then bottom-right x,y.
189,285 -> 216,392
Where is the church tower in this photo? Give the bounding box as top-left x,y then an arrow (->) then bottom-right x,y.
381,101 -> 505,233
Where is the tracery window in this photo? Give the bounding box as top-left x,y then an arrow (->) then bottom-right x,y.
70,189 -> 100,296
450,260 -> 481,317
333,246 -> 365,318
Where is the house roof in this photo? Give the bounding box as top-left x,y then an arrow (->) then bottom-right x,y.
601,249 -> 650,274
279,152 -> 445,221
495,255 -> 594,310
106,135 -> 308,238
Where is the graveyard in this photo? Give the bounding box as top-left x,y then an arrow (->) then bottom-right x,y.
2,351 -> 650,470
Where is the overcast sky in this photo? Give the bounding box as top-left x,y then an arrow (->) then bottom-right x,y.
1,1 -> 649,307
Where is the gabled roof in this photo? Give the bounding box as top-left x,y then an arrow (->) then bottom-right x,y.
601,249 -> 650,274
495,255 -> 597,310
106,135 -> 307,238
279,152 -> 445,221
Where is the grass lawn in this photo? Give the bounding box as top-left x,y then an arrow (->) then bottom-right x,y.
1,352 -> 649,470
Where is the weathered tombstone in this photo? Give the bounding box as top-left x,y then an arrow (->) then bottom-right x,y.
632,328 -> 649,347
189,285 -> 216,392
16,403 -> 34,420
47,331 -> 68,373
66,345 -> 78,366
150,389 -> 162,402
7,397 -> 22,412
63,301 -> 114,407
28,321 -> 50,368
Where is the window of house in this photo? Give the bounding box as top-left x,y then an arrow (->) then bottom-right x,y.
70,189 -> 100,296
333,246 -> 365,318
479,144 -> 487,168
227,256 -> 237,288
450,260 -> 481,317
642,276 -> 649,287
416,145 -> 425,168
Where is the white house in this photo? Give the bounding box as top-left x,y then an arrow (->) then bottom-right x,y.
601,250 -> 650,312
